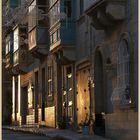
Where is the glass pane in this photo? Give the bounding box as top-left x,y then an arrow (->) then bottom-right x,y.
13,27 -> 19,52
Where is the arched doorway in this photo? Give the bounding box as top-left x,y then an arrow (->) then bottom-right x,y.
94,49 -> 105,136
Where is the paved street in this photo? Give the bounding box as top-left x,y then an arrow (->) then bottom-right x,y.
2,130 -> 51,140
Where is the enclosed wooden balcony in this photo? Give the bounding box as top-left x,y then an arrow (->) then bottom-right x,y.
11,25 -> 29,74
12,49 -> 29,74
28,0 -> 49,58
48,0 -> 76,63
86,0 -> 126,30
5,34 -> 13,69
28,27 -> 49,58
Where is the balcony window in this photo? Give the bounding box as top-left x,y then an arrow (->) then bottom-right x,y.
57,29 -> 60,40
13,50 -> 19,65
28,28 -> 36,50
49,0 -> 57,8
7,0 -> 19,9
49,1 -> 60,27
47,66 -> 53,96
6,35 -> 11,55
13,27 -> 19,52
28,0 -> 37,31
37,27 -> 48,44
50,29 -> 60,45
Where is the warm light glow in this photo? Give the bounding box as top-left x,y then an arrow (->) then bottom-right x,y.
45,106 -> 55,127
18,75 -> 21,117
12,76 -> 15,121
68,73 -> 72,78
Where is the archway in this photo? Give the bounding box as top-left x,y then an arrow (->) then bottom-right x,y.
94,49 -> 105,136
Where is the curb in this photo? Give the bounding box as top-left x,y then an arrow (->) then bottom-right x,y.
3,127 -> 46,136
3,127 -> 73,140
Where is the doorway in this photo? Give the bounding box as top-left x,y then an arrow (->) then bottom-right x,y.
21,86 -> 28,125
35,71 -> 38,123
42,68 -> 45,121
94,50 -> 105,136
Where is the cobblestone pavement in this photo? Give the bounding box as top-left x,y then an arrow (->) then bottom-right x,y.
3,126 -> 111,140
2,130 -> 51,140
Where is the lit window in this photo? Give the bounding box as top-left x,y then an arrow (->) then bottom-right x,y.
28,82 -> 33,109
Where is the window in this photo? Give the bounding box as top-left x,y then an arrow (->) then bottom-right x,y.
47,66 -> 53,96
13,27 -> 19,52
28,0 -> 37,31
13,50 -> 19,65
50,29 -> 60,45
49,0 -> 57,8
66,67 -> 73,101
111,38 -> 131,106
53,31 -> 57,43
7,0 -> 19,9
64,0 -> 72,17
49,1 -> 60,27
118,40 -> 130,87
29,28 -> 36,50
57,29 -> 60,40
6,35 -> 11,55
80,0 -> 84,15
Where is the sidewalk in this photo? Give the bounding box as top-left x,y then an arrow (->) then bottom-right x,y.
3,125 -> 111,140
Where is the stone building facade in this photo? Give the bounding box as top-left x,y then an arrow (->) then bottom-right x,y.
3,0 -> 138,140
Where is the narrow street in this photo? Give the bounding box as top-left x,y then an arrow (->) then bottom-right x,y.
2,130 -> 51,140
